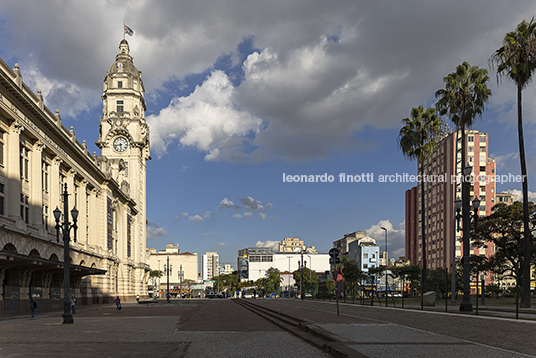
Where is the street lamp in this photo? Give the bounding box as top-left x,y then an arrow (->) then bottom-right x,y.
164,256 -> 172,302
178,264 -> 184,298
460,164 -> 473,312
381,227 -> 388,307
453,197 -> 463,303
307,254 -> 312,297
53,183 -> 78,324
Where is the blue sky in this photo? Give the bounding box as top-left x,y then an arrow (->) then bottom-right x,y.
2,1 -> 536,267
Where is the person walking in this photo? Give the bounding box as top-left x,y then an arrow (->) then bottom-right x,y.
70,296 -> 76,314
114,296 -> 121,311
136,294 -> 139,303
29,298 -> 37,318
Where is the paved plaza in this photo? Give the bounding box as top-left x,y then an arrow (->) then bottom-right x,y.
0,299 -> 534,357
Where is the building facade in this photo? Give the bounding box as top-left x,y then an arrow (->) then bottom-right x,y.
202,252 -> 219,282
333,231 -> 366,255
405,130 -> 496,285
0,39 -> 150,315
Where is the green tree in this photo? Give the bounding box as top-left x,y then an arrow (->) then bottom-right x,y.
264,267 -> 283,293
391,264 -> 421,296
490,18 -> 536,308
149,270 -> 163,292
293,267 -> 319,293
397,105 -> 445,294
341,257 -> 366,299
472,201 -> 536,296
435,61 -> 491,310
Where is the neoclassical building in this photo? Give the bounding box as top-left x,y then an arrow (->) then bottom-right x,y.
0,39 -> 150,314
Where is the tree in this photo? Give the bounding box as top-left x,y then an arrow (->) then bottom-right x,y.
435,61 -> 491,311
397,105 -> 445,294
264,267 -> 283,294
472,201 -> 536,298
391,264 -> 422,296
149,270 -> 163,293
490,18 -> 536,308
341,257 -> 366,299
293,267 -> 318,293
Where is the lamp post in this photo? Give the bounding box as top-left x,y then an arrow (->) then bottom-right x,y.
164,256 -> 172,302
178,264 -> 184,298
287,256 -> 291,297
381,227 -> 388,307
472,196 -> 481,309
453,197 -> 463,304
300,251 -> 304,300
53,183 -> 78,324
460,164 -> 473,312
307,255 -> 312,297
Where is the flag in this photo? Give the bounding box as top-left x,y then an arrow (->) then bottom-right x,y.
124,25 -> 134,36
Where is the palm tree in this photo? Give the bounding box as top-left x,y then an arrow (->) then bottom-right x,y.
398,105 -> 445,300
489,18 -> 536,308
435,61 -> 491,311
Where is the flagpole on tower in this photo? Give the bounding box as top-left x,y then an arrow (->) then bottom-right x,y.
123,19 -> 125,39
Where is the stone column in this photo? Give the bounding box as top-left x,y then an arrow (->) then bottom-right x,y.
30,141 -> 44,227
6,121 -> 22,218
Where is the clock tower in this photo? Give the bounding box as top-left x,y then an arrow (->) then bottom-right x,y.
96,39 -> 150,291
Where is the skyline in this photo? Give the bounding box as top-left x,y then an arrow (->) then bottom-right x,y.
2,1 -> 536,267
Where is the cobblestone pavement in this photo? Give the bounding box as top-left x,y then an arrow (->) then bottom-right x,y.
0,300 -> 329,358
1,299 -> 535,358
253,299 -> 536,357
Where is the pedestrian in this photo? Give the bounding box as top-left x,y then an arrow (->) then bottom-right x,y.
96,294 -> 100,304
136,294 -> 139,303
70,296 -> 76,314
114,296 -> 121,311
30,298 -> 37,317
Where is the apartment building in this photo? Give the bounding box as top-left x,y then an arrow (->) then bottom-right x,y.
405,130 -> 496,284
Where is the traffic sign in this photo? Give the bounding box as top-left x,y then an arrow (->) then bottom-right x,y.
329,248 -> 339,256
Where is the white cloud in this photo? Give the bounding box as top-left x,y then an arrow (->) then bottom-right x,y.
232,213 -> 243,218
504,189 -> 536,202
239,196 -> 265,211
218,198 -> 240,210
243,212 -> 252,217
204,211 -> 212,219
189,215 -> 204,222
255,240 -> 280,252
365,220 -> 405,260
146,222 -> 167,239
147,70 -> 263,161
259,213 -> 266,220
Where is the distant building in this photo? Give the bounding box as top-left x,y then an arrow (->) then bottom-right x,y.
496,192 -> 516,205
145,243 -> 198,295
202,252 -> 219,281
333,231 -> 366,254
237,247 -> 329,285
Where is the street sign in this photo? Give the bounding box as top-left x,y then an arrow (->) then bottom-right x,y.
329,248 -> 339,256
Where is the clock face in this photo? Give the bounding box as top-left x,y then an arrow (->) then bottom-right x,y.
113,137 -> 129,152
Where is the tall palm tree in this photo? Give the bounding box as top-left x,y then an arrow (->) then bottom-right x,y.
398,105 -> 445,299
435,61 -> 491,311
490,18 -> 536,308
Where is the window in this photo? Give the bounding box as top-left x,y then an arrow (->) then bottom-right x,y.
363,253 -> 368,258
480,147 -> 486,153
20,194 -> 29,224
116,100 -> 124,113
43,205 -> 48,230
20,146 -> 29,180
118,81 -> 123,88
480,135 -> 486,143
468,135 -> 474,142
0,131 -> 4,166
469,146 -> 474,152
42,162 -> 49,192
0,183 -> 4,215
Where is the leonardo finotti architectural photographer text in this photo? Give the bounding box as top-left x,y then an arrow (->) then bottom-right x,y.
282,172 -> 526,184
